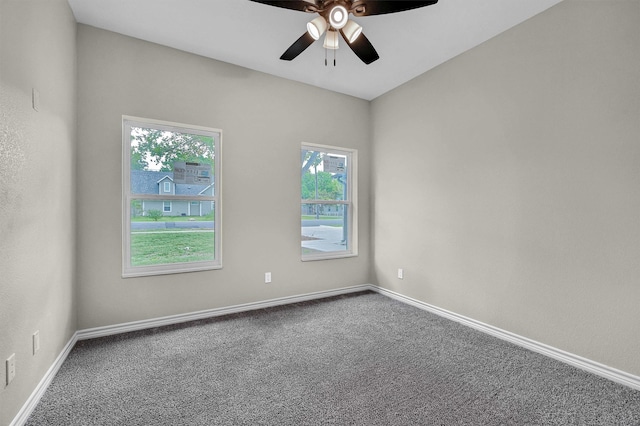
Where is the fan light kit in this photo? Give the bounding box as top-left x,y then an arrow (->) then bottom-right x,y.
323,29 -> 339,50
250,0 -> 439,65
342,20 -> 363,44
329,5 -> 348,29
307,16 -> 327,40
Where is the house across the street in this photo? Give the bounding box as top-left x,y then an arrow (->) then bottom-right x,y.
131,170 -> 215,217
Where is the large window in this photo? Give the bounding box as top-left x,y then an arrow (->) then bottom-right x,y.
301,143 -> 357,261
123,116 -> 221,277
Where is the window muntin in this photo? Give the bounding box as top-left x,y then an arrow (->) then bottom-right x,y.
301,144 -> 357,261
123,116 -> 221,277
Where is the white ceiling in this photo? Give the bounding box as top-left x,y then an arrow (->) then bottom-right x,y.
67,0 -> 563,101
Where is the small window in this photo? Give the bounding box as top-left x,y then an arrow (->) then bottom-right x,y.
123,116 -> 222,277
301,143 -> 357,261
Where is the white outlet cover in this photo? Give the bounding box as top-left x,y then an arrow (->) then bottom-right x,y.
33,330 -> 40,354
32,88 -> 40,111
6,353 -> 16,384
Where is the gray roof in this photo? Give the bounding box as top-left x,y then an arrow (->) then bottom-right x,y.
130,170 -> 213,196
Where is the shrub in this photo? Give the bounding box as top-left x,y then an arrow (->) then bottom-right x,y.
146,209 -> 164,221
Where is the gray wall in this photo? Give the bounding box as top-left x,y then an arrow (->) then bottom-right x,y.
0,0 -> 77,424
75,25 -> 372,329
371,0 -> 640,376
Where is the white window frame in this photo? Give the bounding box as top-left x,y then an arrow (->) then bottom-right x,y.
163,181 -> 171,193
163,201 -> 171,212
301,143 -> 357,261
122,116 -> 222,277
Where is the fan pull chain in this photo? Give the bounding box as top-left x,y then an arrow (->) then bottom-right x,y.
324,47 -> 336,67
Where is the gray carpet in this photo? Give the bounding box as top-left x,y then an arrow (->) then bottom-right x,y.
25,291 -> 640,425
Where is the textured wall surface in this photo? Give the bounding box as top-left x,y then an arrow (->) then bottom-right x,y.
0,0 -> 77,424
75,25 -> 372,330
4,1 -> 640,424
371,0 -> 640,376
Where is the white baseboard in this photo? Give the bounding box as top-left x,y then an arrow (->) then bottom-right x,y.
370,285 -> 640,391
12,283 -> 640,426
10,332 -> 78,426
76,284 -> 373,340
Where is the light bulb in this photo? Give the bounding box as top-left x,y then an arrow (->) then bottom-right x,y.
329,5 -> 348,29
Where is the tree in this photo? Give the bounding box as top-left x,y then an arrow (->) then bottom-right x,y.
130,127 -> 214,171
301,171 -> 343,200
301,150 -> 321,175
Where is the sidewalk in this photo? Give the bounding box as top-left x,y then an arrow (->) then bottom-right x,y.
301,225 -> 346,252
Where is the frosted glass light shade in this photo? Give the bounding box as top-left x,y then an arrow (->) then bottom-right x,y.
323,30 -> 339,50
342,20 -> 362,43
329,5 -> 348,29
307,16 -> 327,40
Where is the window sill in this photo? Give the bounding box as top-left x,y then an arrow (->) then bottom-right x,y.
301,252 -> 358,262
122,262 -> 222,278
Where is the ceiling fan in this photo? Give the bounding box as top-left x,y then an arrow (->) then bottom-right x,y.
249,0 -> 438,65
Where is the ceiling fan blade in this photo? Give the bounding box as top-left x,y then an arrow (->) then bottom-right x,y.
354,0 -> 438,16
280,32 -> 316,61
248,0 -> 320,13
340,31 -> 379,64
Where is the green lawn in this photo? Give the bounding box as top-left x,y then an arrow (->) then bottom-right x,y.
132,216 -> 213,222
131,231 -> 215,266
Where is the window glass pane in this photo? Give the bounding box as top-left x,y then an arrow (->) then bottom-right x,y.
301,151 -> 347,201
301,204 -> 349,256
124,117 -> 221,276
130,127 -> 215,194
129,199 -> 215,267
301,145 -> 355,260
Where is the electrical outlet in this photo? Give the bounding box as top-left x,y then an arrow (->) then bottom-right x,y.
265,272 -> 272,283
397,268 -> 404,279
32,88 -> 40,111
6,353 -> 16,385
33,330 -> 40,355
